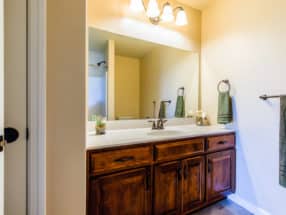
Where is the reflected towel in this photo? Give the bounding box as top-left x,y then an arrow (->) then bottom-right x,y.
175,96 -> 185,118
217,91 -> 233,124
280,96 -> 286,187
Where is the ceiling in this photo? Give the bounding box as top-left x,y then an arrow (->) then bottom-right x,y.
89,28 -> 164,58
176,0 -> 211,10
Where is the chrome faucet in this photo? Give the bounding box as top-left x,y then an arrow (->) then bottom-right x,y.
149,100 -> 171,130
148,118 -> 168,130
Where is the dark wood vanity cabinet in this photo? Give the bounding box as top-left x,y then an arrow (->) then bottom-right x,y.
87,133 -> 235,215
206,149 -> 235,201
182,156 -> 205,213
153,157 -> 205,215
154,161 -> 181,215
88,168 -> 151,215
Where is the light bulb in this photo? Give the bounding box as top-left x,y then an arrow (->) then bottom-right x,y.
129,0 -> 145,12
175,8 -> 188,26
146,0 -> 160,18
161,3 -> 174,22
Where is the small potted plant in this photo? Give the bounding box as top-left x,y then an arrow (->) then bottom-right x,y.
92,115 -> 106,135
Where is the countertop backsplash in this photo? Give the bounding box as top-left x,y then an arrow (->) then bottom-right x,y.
87,118 -> 196,132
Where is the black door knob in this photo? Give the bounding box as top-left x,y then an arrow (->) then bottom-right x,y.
0,135 -> 3,152
0,127 -> 20,152
4,127 -> 19,143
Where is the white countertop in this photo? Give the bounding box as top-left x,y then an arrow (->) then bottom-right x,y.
86,124 -> 235,151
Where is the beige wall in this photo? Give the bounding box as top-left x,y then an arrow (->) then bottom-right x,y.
0,0 -> 2,210
87,0 -> 201,51
115,55 -> 140,119
4,0 -> 26,213
202,0 -> 286,214
140,46 -> 199,118
47,0 -> 86,214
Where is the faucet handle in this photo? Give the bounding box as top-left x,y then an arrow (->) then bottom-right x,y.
148,120 -> 157,130
158,119 -> 168,129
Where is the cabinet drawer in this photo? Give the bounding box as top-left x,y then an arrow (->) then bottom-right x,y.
89,146 -> 152,174
154,138 -> 204,162
207,134 -> 235,152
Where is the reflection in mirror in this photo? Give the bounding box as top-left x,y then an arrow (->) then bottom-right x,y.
88,27 -> 199,121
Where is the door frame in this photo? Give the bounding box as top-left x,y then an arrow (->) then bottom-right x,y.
27,0 -> 46,214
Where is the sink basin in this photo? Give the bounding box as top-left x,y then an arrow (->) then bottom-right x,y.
147,130 -> 184,136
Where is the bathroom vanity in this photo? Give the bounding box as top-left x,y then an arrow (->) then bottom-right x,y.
86,126 -> 235,215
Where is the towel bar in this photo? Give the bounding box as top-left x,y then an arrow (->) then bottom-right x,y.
259,94 -> 286,100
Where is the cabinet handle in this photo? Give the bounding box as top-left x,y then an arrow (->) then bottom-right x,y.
178,166 -> 182,180
154,148 -> 158,160
114,156 -> 135,163
206,140 -> 209,149
208,163 -> 213,173
145,171 -> 151,191
184,165 -> 188,179
217,140 -> 227,145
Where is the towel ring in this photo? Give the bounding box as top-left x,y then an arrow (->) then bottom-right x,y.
177,87 -> 185,96
217,80 -> 231,93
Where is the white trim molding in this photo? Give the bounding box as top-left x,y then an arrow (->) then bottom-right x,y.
228,194 -> 271,215
27,0 -> 46,214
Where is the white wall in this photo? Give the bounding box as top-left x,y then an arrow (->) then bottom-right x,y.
140,47 -> 199,118
202,0 -> 286,214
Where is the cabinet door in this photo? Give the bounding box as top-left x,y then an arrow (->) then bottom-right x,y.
182,156 -> 205,213
88,168 -> 151,215
206,150 -> 235,201
154,161 -> 181,215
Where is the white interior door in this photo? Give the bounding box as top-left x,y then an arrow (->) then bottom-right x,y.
4,0 -> 27,214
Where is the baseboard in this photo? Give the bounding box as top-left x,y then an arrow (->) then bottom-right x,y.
228,194 -> 271,215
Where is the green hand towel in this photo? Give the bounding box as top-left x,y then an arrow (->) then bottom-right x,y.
279,96 -> 286,187
159,101 -> 166,119
217,91 -> 233,124
175,96 -> 185,118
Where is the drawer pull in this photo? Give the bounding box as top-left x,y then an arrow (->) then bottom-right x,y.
217,140 -> 227,145
114,156 -> 135,163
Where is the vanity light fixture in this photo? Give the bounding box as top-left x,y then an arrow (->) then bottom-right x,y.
146,0 -> 160,18
161,3 -> 174,22
130,0 -> 145,12
129,0 -> 188,26
175,7 -> 188,26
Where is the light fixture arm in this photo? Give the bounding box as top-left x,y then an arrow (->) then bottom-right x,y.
140,0 -> 162,25
141,0 -> 147,11
131,0 -> 187,26
173,6 -> 184,12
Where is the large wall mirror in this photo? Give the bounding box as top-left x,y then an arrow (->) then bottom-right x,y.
88,27 -> 199,121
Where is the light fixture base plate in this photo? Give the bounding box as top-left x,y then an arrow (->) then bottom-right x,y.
149,17 -> 161,25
